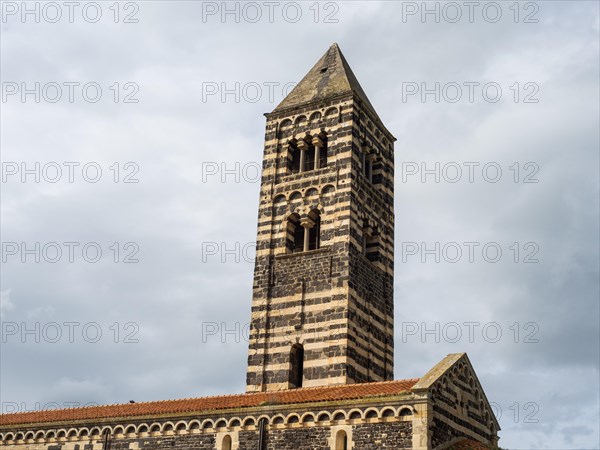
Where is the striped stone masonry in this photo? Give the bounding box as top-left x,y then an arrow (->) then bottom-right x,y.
246,88 -> 396,392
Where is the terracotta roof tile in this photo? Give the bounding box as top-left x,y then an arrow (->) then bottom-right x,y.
0,379 -> 418,427
449,438 -> 492,449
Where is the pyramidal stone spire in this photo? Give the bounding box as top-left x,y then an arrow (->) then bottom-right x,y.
273,43 -> 379,119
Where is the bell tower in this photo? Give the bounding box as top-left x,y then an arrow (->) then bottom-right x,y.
246,43 -> 396,392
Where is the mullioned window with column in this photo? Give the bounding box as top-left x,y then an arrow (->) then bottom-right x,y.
286,209 -> 321,253
287,133 -> 328,175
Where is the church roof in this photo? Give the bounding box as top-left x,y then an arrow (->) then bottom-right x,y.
448,438 -> 492,449
272,43 -> 379,120
0,378 -> 419,427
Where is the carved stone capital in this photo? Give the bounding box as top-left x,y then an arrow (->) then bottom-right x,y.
300,217 -> 316,229
297,140 -> 309,150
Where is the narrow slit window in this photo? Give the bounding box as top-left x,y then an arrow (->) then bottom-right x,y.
289,344 -> 304,388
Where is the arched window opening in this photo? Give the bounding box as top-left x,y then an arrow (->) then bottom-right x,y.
287,211 -> 321,253
289,344 -> 304,388
289,142 -> 301,174
310,135 -> 327,170
319,135 -> 328,168
360,152 -> 373,182
305,142 -> 316,172
335,430 -> 348,450
289,135 -> 328,174
307,210 -> 321,251
292,140 -> 309,173
286,214 -> 304,253
399,408 -> 413,417
222,434 -> 232,450
295,115 -> 307,127
325,107 -> 338,119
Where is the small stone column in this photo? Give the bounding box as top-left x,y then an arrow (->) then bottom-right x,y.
360,140 -> 369,177
366,154 -> 375,183
297,140 -> 308,173
312,136 -> 324,170
300,217 -> 315,252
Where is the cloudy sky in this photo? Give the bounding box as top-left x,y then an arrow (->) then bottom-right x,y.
1,1 -> 598,448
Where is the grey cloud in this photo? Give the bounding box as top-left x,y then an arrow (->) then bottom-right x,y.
1,1 -> 598,447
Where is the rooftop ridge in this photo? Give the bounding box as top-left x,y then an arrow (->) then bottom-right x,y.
0,379 -> 420,427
